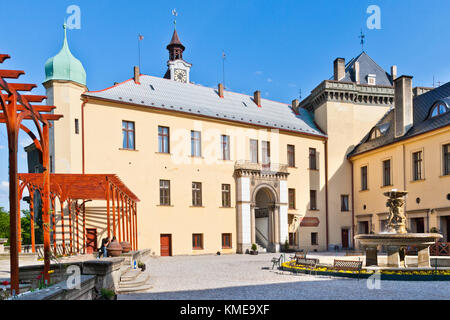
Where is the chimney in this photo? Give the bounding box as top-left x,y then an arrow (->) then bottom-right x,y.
394,75 -> 413,137
218,83 -> 224,98
254,90 -> 261,107
134,66 -> 140,84
292,99 -> 299,113
354,61 -> 360,84
333,58 -> 345,81
391,65 -> 397,81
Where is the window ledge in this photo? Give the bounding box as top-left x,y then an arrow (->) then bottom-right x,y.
189,155 -> 204,159
308,168 -> 319,171
155,152 -> 171,155
410,179 -> 425,183
359,189 -> 370,192
341,210 -> 350,213
219,206 -> 234,209
190,206 -> 205,208
288,166 -> 297,169
439,175 -> 450,178
157,204 -> 173,207
119,148 -> 138,151
380,184 -> 393,188
192,248 -> 204,250
308,209 -> 319,212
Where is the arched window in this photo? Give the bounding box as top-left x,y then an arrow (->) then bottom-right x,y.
430,101 -> 448,118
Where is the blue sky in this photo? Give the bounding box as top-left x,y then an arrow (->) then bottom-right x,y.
1,0 -> 450,209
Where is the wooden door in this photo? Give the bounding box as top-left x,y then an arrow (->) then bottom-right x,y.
341,229 -> 349,248
86,228 -> 97,254
160,234 -> 172,256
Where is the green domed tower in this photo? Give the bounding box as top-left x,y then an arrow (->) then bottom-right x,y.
43,24 -> 87,174
44,24 -> 86,86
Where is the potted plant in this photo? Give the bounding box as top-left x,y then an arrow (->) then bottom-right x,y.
250,243 -> 258,255
138,260 -> 146,271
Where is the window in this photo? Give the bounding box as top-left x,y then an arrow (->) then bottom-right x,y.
361,166 -> 368,190
222,233 -> 232,249
221,135 -> 230,160
159,180 -> 170,205
369,128 -> 381,140
444,144 -> 450,176
288,188 -> 296,209
341,195 -> 349,211
309,148 -> 317,169
289,232 -> 297,246
382,159 -> 391,186
262,141 -> 270,169
191,130 -> 201,157
192,234 -> 203,250
122,121 -> 135,149
310,190 -> 317,210
192,182 -> 202,206
431,102 -> 448,118
412,151 -> 423,181
367,74 -> 376,85
221,184 -> 231,207
250,139 -> 258,163
311,232 -> 318,245
158,126 -> 170,153
287,145 -> 295,167
75,118 -> 79,134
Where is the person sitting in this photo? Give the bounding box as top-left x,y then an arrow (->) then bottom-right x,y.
98,237 -> 109,258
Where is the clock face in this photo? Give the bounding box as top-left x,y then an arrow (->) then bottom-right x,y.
174,69 -> 187,83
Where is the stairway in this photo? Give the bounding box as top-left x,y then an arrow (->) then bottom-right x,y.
255,228 -> 268,253
116,264 -> 152,294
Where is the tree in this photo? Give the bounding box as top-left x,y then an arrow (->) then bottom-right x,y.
0,207 -> 9,243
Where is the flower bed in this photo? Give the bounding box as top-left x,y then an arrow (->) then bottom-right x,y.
281,261 -> 450,281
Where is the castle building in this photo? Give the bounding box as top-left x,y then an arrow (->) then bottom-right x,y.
34,25 -> 449,256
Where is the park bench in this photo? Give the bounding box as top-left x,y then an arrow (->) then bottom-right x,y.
333,259 -> 363,280
295,257 -> 319,275
288,250 -> 307,265
271,254 -> 285,269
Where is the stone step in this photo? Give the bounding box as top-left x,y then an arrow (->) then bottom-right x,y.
119,272 -> 150,289
116,283 -> 153,295
120,269 -> 141,282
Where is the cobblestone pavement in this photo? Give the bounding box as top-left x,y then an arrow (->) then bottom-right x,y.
118,253 -> 450,300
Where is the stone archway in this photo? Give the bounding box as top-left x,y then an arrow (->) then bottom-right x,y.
234,163 -> 289,253
253,186 -> 277,252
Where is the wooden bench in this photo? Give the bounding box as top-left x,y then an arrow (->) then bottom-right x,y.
289,250 -> 307,265
295,257 -> 319,275
333,259 -> 363,279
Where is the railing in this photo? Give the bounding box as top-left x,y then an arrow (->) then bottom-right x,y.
255,227 -> 269,248
234,160 -> 289,173
430,242 -> 450,256
4,241 -> 73,258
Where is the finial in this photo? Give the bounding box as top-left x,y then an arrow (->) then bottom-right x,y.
358,29 -> 365,52
172,9 -> 178,29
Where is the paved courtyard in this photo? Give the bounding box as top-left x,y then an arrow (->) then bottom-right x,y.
118,252 -> 450,300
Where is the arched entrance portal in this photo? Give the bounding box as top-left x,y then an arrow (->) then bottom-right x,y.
254,187 -> 276,252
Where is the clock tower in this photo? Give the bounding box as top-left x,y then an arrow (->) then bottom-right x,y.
164,29 -> 192,83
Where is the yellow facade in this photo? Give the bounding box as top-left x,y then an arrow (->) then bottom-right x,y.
350,126 -> 450,245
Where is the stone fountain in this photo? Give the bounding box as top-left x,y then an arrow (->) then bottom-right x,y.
354,190 -> 442,268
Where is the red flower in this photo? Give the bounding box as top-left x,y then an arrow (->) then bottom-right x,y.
1,281 -> 9,286
37,275 -> 41,280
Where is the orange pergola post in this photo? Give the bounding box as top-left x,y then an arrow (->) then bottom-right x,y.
60,199 -> 65,254
82,203 -> 86,254
29,186 -> 35,253
121,193 -> 125,242
76,202 -> 79,253
117,189 -> 121,243
106,180 -> 111,239
68,200 -> 73,254
127,197 -> 131,243
112,186 -> 116,238
134,202 -> 138,250
51,196 -> 56,254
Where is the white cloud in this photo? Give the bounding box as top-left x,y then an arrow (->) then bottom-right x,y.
0,181 -> 8,189
288,83 -> 297,87
255,71 -> 263,75
267,78 -> 273,83
0,145 -> 5,150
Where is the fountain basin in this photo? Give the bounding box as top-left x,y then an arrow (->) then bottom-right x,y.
355,233 -> 442,268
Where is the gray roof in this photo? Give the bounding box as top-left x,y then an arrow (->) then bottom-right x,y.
331,52 -> 393,86
83,75 -> 326,137
348,82 -> 450,157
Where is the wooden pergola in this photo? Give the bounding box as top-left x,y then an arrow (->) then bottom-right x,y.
0,53 -> 62,294
17,173 -> 140,255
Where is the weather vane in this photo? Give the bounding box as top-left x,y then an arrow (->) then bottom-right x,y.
359,29 -> 365,52
172,9 -> 178,29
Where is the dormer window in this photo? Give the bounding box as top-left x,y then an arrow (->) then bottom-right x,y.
430,101 -> 449,118
367,74 -> 376,85
369,128 -> 382,140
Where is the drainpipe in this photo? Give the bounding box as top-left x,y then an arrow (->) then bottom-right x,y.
324,139 -> 329,249
81,98 -> 87,174
351,160 -> 355,248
